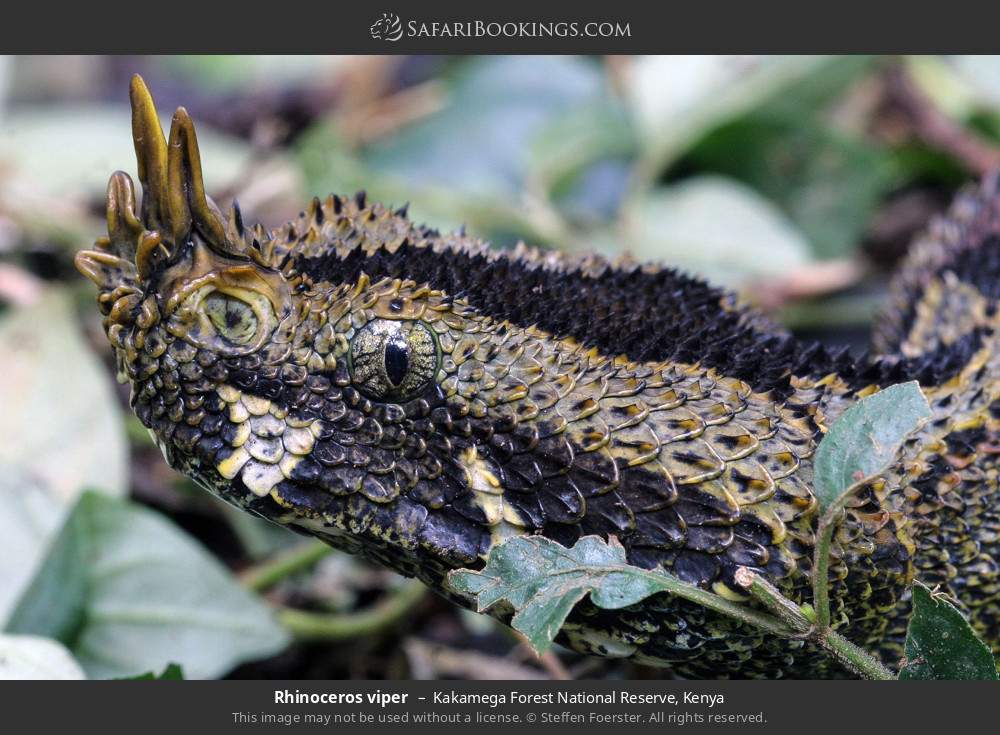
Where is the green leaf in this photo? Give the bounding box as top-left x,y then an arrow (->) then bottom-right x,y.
0,290 -> 127,501
905,56 -> 979,120
222,503 -> 300,560
5,492 -> 290,679
686,115 -> 897,259
297,56 -> 614,247
621,175 -> 811,287
899,583 -> 998,680
813,382 -> 932,510
677,56 -> 898,259
0,291 -> 127,621
627,56 -> 874,185
0,465 -> 69,627
625,56 -> 821,174
366,56 -> 608,199
0,634 -> 86,680
448,535 -> 754,655
119,663 -> 185,681
527,100 -> 636,197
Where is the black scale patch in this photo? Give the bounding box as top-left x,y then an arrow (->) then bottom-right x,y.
297,241 -> 978,396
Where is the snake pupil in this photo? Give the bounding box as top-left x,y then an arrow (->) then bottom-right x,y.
224,303 -> 242,329
383,336 -> 409,387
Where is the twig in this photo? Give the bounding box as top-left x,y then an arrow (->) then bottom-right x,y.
748,259 -> 867,312
884,64 -> 1000,176
278,579 -> 427,641
339,80 -> 446,147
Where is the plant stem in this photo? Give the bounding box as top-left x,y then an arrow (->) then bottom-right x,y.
241,540 -> 333,592
735,566 -> 895,679
811,481 -> 866,632
474,564 -> 797,637
809,486 -> 897,678
277,579 -> 427,641
632,569 -> 795,636
734,567 -> 811,634
816,629 -> 896,680
812,518 -> 837,631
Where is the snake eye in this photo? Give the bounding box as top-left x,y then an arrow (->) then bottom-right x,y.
169,284 -> 277,355
350,319 -> 439,401
203,292 -> 258,345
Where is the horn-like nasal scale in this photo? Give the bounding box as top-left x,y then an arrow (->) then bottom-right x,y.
129,75 -> 169,233
74,171 -> 145,288
106,170 -> 143,255
166,107 -> 230,250
100,74 -> 261,283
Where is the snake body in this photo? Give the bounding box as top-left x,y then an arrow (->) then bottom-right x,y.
76,77 -> 1000,677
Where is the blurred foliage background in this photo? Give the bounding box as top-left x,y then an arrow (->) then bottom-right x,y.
2,54 -> 1000,680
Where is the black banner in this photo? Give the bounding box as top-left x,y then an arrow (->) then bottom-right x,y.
3,0 -> 1000,53
1,680 -> 995,732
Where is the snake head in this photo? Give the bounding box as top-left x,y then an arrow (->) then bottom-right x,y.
74,77 -> 307,490
76,75 -> 292,378
73,77 -> 465,551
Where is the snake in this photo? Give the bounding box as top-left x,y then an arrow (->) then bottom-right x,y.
75,76 -> 1000,677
